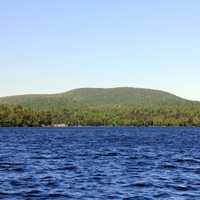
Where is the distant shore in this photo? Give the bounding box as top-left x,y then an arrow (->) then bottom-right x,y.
0,125 -> 199,128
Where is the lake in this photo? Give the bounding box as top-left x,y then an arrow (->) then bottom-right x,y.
0,127 -> 200,199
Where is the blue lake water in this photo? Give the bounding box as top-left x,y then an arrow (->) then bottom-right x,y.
0,127 -> 200,199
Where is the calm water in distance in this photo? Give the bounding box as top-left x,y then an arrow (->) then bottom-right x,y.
0,127 -> 200,200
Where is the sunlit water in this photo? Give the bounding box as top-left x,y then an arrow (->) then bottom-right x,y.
0,127 -> 200,199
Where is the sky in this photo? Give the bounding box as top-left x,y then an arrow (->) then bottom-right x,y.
0,0 -> 200,100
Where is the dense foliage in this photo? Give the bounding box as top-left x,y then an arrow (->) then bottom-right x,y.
1,103 -> 200,127
0,104 -> 52,127
1,88 -> 200,127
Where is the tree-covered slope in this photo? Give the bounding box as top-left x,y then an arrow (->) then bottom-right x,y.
0,87 -> 193,111
1,88 -> 200,127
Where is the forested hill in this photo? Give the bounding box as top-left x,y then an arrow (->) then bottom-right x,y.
0,87 -> 193,111
1,87 -> 200,127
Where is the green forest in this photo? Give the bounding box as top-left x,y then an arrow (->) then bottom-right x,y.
1,88 -> 200,127
1,104 -> 200,127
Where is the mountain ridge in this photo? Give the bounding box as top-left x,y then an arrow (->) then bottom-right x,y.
1,87 -> 200,127
0,87 -> 192,99
0,87 -> 198,111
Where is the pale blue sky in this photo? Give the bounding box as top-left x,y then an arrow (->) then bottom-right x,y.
1,0 -> 200,100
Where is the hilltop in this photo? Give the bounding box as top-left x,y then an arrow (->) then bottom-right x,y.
0,87 -> 200,127
0,87 -> 194,111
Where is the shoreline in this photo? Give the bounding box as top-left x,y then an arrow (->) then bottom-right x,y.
0,125 -> 199,128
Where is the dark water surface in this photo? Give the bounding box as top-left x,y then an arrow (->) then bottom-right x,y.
0,127 -> 200,199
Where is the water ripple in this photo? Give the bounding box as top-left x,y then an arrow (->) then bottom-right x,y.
0,127 -> 200,199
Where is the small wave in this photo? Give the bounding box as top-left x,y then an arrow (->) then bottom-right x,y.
124,196 -> 153,200
0,162 -> 25,172
161,162 -> 177,169
48,193 -> 73,198
10,180 -> 22,186
172,185 -> 189,191
154,192 -> 170,198
95,152 -> 119,157
0,192 -> 10,196
128,181 -> 153,188
57,165 -> 78,171
174,158 -> 200,164
128,156 -> 139,160
23,189 -> 42,197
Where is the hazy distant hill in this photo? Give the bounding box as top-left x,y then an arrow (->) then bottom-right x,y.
0,87 -> 195,111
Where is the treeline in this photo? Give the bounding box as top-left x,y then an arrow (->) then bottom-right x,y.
0,104 -> 52,127
1,104 -> 200,127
